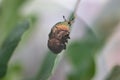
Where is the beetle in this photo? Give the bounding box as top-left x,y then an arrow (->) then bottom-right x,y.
48,16 -> 73,54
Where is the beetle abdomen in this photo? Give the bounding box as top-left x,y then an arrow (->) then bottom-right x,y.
48,38 -> 65,53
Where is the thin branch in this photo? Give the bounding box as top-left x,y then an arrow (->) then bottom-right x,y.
74,0 -> 81,16
68,0 -> 81,26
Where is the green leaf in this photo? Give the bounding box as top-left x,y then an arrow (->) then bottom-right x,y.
1,63 -> 23,80
68,57 -> 95,80
0,0 -> 26,45
35,52 -> 57,80
0,20 -> 30,78
66,36 -> 99,80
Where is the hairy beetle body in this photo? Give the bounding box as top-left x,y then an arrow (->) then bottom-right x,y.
48,16 -> 72,54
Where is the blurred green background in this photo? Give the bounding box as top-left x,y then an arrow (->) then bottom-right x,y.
0,0 -> 120,80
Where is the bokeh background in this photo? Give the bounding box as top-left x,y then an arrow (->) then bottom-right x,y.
0,0 -> 120,80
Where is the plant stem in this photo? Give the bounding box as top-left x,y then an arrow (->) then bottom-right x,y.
74,0 -> 81,16
49,0 -> 82,79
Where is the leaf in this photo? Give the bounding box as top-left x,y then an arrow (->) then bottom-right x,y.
0,0 -> 26,45
35,52 -> 57,80
66,34 -> 99,80
1,63 -> 23,80
0,20 -> 30,78
68,57 -> 95,80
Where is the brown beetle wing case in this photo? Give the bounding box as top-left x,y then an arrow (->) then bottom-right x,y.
48,24 -> 70,54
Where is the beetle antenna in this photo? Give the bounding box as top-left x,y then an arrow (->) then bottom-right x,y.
63,16 -> 67,21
